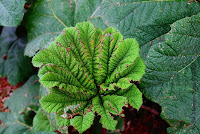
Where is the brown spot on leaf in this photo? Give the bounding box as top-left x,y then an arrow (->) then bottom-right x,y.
3,55 -> 7,60
62,30 -> 65,36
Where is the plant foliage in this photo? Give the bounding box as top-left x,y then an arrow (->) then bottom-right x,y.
0,0 -> 26,26
32,22 -> 145,133
0,0 -> 200,133
141,13 -> 200,133
0,26 -> 34,85
0,75 -> 40,134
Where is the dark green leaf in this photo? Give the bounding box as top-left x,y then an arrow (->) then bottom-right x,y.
0,27 -> 34,85
24,0 -> 103,57
142,13 -> 200,132
0,75 -> 40,134
0,0 -> 26,26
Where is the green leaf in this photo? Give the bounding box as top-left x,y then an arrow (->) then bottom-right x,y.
117,85 -> 143,110
0,112 -> 31,134
96,0 -> 200,46
24,0 -> 103,57
33,22 -> 145,132
5,75 -> 40,115
92,96 -> 117,131
40,88 -> 90,113
92,0 -> 200,62
142,13 -> 200,132
33,109 -> 55,132
0,0 -> 25,26
70,112 -> 95,133
102,95 -> 127,115
0,26 -> 34,85
56,114 -> 70,128
0,75 -> 40,134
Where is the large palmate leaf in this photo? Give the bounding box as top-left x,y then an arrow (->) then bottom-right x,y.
0,0 -> 26,26
24,0 -> 103,57
32,22 -> 145,132
0,75 -> 40,134
93,0 -> 200,60
141,13 -> 200,133
0,26 -> 34,85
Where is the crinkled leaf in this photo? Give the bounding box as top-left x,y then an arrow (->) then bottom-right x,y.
102,95 -> 127,115
24,0 -> 103,57
92,96 -> 117,131
56,114 -> 70,128
33,22 -> 145,132
0,27 -> 33,85
70,112 -> 95,133
40,88 -> 90,113
33,109 -> 55,132
142,13 -> 200,132
117,84 -> 143,110
93,0 -> 200,62
97,0 -> 200,46
0,0 -> 25,26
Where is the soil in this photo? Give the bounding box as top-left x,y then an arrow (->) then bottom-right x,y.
0,77 -> 22,112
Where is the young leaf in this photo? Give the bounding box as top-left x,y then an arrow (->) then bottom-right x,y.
70,112 -> 95,133
33,22 -> 145,132
40,88 -> 90,113
92,96 -> 117,131
117,84 -> 142,110
33,109 -> 55,132
102,95 -> 127,115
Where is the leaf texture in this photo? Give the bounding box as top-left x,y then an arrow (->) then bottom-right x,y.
0,75 -> 40,134
24,0 -> 103,57
92,96 -> 118,131
70,112 -> 95,133
0,0 -> 25,26
33,109 -> 55,132
142,13 -> 200,132
40,88 -> 90,113
0,27 -> 34,85
33,22 -> 145,132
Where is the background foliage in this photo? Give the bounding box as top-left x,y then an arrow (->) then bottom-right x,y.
0,0 -> 199,133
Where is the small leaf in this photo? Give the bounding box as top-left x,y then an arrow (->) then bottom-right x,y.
92,96 -> 117,130
33,109 -> 55,132
71,112 -> 95,133
102,95 -> 127,115
56,114 -> 70,128
40,88 -> 90,113
117,85 -> 143,110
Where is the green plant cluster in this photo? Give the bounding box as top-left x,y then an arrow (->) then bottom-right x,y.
0,0 -> 200,134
